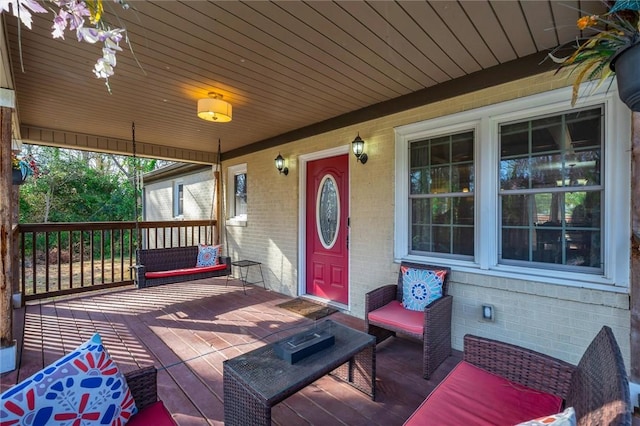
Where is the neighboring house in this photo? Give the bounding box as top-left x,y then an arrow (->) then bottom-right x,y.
142,163 -> 217,248
221,74 -> 636,399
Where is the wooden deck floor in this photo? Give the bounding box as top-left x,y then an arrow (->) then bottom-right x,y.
1,277 -> 462,425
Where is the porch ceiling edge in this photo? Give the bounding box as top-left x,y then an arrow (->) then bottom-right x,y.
19,125 -> 216,164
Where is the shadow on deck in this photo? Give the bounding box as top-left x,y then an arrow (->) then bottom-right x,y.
1,277 -> 462,426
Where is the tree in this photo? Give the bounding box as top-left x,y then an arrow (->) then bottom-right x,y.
18,145 -> 167,223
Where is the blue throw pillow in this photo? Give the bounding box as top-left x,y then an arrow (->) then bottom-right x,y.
401,266 -> 447,311
0,333 -> 137,425
196,244 -> 220,267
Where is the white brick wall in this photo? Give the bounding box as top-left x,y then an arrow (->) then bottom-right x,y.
144,168 -> 215,221
144,181 -> 172,221
143,167 -> 215,247
449,272 -> 630,368
221,70 -> 632,369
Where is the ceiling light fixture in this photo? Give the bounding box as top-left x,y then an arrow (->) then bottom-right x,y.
197,92 -> 232,122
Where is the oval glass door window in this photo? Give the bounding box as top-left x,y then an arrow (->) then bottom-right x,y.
316,174 -> 340,249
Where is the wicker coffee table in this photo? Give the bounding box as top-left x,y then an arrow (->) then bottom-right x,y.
223,320 -> 376,426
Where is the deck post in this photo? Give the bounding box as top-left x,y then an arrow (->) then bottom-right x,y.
214,168 -> 221,245
0,89 -> 16,373
631,111 -> 640,385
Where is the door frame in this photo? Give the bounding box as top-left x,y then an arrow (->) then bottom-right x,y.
298,145 -> 350,309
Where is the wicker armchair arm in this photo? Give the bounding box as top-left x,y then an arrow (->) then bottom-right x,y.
464,334 -> 576,399
424,295 -> 452,335
567,326 -> 631,426
422,295 -> 453,378
365,284 -> 398,313
124,366 -> 158,411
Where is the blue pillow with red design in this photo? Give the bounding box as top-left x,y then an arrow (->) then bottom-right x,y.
401,266 -> 447,311
0,333 -> 137,425
196,244 -> 220,267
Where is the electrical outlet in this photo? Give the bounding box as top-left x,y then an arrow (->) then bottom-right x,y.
481,304 -> 494,322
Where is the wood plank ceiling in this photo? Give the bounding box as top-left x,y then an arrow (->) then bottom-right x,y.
3,1 -> 604,162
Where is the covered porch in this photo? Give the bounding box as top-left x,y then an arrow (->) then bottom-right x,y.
1,1 -> 639,419
0,277 -> 462,425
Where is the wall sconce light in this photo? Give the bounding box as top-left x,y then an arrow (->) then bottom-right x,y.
352,133 -> 368,164
197,92 -> 232,122
275,153 -> 289,176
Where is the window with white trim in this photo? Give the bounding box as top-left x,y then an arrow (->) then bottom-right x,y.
226,164 -> 247,225
173,181 -> 184,218
499,107 -> 602,271
394,85 -> 630,288
409,130 -> 475,258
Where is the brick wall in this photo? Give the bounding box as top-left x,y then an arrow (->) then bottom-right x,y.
144,168 -> 214,221
143,167 -> 216,247
450,272 -> 630,367
144,181 -> 172,221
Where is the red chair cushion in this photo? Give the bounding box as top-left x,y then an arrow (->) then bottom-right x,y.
127,401 -> 177,426
367,300 -> 424,335
403,361 -> 563,425
145,263 -> 227,279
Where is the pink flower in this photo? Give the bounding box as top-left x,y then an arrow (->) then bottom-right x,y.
78,26 -> 100,43
65,0 -> 89,31
0,0 -> 46,29
2,0 -> 134,92
51,9 -> 69,39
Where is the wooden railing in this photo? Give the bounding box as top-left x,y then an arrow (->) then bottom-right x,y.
17,220 -> 217,300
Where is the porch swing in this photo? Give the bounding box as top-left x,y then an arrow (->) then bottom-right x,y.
131,128 -> 231,289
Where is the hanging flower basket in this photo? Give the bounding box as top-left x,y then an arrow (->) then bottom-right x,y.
12,169 -> 26,185
610,42 -> 640,111
548,1 -> 640,110
11,152 -> 40,184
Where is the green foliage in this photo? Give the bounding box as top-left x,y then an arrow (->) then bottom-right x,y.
18,145 -> 166,224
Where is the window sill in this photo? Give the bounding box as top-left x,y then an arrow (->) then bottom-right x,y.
226,218 -> 247,227
398,255 -> 629,293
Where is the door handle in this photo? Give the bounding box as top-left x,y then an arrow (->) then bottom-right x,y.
346,217 -> 350,250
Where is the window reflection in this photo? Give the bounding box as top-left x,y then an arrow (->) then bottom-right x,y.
410,130 -> 474,257
234,173 -> 247,217
499,106 -> 603,270
318,176 -> 339,248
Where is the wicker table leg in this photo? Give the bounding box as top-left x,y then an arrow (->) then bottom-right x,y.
223,366 -> 271,426
330,343 -> 376,400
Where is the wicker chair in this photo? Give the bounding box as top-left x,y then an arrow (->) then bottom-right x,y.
404,326 -> 631,425
365,262 -> 452,379
124,366 -> 160,412
124,366 -> 178,424
462,326 -> 632,425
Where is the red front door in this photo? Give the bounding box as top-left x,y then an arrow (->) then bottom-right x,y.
305,155 -> 349,304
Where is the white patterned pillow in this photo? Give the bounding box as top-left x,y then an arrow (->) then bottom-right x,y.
516,407 -> 576,426
401,266 -> 447,311
196,244 -> 220,267
0,333 -> 137,425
